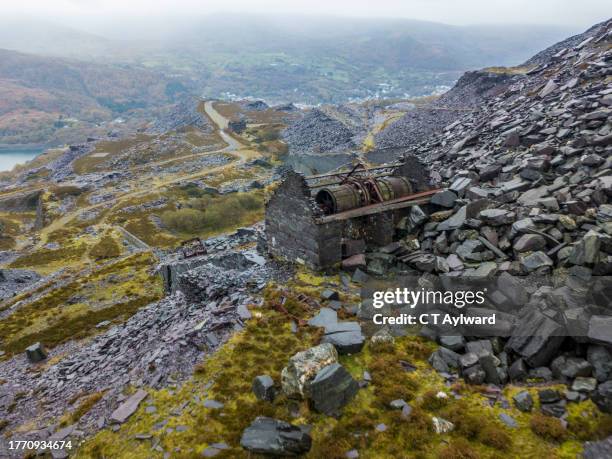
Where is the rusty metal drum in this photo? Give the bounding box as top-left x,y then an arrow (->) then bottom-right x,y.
315,183 -> 370,215
375,176 -> 412,201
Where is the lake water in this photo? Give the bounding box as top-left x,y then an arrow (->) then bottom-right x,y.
0,148 -> 44,172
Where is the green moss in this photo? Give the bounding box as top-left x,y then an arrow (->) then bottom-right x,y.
566,399 -> 612,441
73,269 -> 611,459
90,234 -> 122,259
0,252 -> 162,358
8,242 -> 88,269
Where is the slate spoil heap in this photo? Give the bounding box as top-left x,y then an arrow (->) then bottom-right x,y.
347,19 -> 612,430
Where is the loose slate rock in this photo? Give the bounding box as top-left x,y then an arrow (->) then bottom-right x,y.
322,324 -> 365,355
281,343 -> 339,398
240,417 -> 312,456
513,391 -> 533,412
583,436 -> 612,459
592,381 -> 612,413
253,375 -> 276,402
306,363 -> 359,416
26,342 -> 47,363
308,308 -> 338,330
110,389 -> 148,424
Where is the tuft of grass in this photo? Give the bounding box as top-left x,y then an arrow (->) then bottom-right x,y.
530,414 -> 568,442
61,392 -> 106,426
421,389 -> 449,411
438,438 -> 481,459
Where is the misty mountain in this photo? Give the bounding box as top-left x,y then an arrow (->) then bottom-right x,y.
0,14 -> 580,145
0,15 -> 577,104
0,48 -> 190,145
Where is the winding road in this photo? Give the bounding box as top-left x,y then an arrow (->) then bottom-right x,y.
35,100 -> 260,249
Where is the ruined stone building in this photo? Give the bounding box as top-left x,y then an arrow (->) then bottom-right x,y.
265,156 -> 434,268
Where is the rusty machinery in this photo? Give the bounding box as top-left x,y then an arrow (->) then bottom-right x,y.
314,163 -> 413,215
180,237 -> 207,259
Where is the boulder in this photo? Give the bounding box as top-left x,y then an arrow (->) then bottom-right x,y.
439,335 -> 465,352
588,316 -> 612,346
588,345 -> 612,382
520,251 -> 553,272
572,377 -> 597,393
478,352 -> 501,385
514,234 -> 547,253
592,381 -> 612,413
308,308 -> 338,330
305,363 -> 359,415
463,364 -> 486,384
506,310 -> 564,367
240,417 -> 312,456
431,190 -> 458,208
281,343 -> 339,398
539,389 -> 562,404
437,206 -> 467,231
25,342 -> 47,363
550,356 -> 592,380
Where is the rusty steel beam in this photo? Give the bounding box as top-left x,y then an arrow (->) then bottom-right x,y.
305,164 -> 398,181
315,188 -> 441,223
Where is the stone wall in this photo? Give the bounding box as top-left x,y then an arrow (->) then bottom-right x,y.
266,171 -> 343,268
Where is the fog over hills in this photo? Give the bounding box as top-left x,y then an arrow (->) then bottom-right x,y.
0,14 -> 580,145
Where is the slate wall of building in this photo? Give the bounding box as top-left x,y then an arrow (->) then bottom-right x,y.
266,170 -> 343,268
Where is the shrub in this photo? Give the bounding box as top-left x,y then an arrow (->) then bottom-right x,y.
530,414 -> 568,442
161,208 -> 208,233
236,193 -> 261,211
438,438 -> 480,459
479,423 -> 512,450
161,192 -> 263,235
90,235 -> 122,259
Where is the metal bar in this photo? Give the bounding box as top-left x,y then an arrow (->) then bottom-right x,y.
315,188 -> 440,223
308,172 -> 396,189
305,164 -> 398,181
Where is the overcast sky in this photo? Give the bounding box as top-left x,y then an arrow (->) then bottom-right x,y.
3,0 -> 610,28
